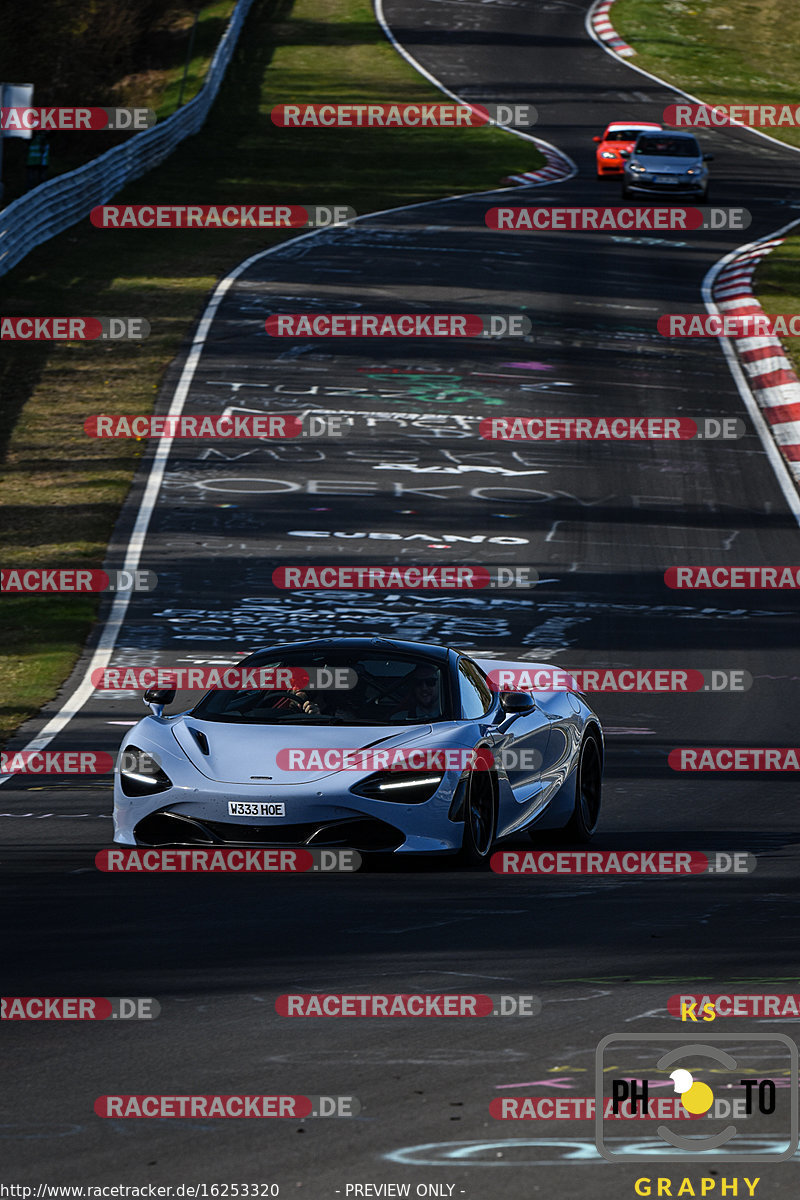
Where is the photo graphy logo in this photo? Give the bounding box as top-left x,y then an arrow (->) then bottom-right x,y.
595,1033 -> 798,1162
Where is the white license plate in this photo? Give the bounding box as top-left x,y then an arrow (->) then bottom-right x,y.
228,801 -> 285,817
654,175 -> 680,183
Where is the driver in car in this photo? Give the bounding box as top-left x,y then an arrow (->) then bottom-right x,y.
271,686 -> 320,714
392,666 -> 443,721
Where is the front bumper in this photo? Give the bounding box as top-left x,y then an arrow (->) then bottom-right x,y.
113,773 -> 466,855
623,176 -> 706,196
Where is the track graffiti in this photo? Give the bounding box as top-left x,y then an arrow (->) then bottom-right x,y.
384,1137 -> 799,1166
149,593 -> 523,643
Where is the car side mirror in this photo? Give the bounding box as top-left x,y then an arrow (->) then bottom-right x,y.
703,153 -> 714,161
499,691 -> 536,715
593,135 -> 602,142
619,149 -> 631,159
143,687 -> 176,716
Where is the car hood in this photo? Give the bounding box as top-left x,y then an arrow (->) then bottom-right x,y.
170,717 -> 438,784
630,154 -> 702,172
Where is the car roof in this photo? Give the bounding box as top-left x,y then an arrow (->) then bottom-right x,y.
242,637 -> 453,663
604,122 -> 662,133
636,130 -> 697,140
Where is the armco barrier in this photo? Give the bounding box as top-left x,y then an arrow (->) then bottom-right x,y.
0,0 -> 255,277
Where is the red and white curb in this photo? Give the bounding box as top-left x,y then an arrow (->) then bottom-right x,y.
591,0 -> 636,59
711,238 -> 800,487
502,143 -> 576,187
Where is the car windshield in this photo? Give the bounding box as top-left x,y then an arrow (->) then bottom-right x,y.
605,129 -> 654,142
190,650 -> 453,725
635,135 -> 701,157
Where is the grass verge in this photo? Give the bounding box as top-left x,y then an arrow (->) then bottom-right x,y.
0,0 -> 543,745
612,0 -> 800,150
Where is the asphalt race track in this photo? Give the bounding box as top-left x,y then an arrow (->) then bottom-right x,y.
3,0 -> 800,1195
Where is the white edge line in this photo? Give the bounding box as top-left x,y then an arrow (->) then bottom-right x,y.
373,0 -> 578,181
585,0 -> 800,157
0,0 -> 577,784
702,219 -> 800,528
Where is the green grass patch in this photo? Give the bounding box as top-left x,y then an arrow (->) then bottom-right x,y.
0,0 -> 542,745
612,0 -> 800,150
0,598 -> 98,738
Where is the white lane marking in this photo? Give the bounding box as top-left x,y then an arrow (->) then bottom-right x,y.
373,0 -> 578,180
0,812 -> 111,818
624,1007 -> 670,1022
0,256 -> 257,785
544,988 -> 612,1003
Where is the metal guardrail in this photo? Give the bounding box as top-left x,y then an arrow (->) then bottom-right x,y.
0,0 -> 255,278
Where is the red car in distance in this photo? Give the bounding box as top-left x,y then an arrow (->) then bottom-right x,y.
594,121 -> 663,178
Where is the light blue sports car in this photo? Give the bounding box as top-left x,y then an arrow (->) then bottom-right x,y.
113,637 -> 603,862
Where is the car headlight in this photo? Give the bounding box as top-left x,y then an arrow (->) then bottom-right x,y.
600,151 -> 618,160
685,167 -> 702,176
350,772 -> 444,804
118,745 -> 173,797
628,162 -> 647,173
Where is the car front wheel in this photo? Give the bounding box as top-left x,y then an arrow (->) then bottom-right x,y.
459,769 -> 497,865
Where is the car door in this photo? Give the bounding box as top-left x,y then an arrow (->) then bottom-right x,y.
458,658 -> 552,811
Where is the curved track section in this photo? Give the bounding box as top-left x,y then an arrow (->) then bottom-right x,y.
3,2 -> 800,1194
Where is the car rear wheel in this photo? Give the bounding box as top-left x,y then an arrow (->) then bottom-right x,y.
459,769 -> 497,865
563,732 -> 603,843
